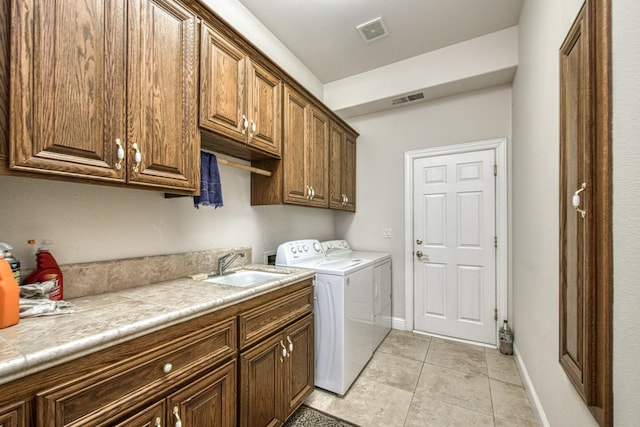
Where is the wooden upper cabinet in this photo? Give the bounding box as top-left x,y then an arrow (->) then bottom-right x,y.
9,0 -> 199,193
127,0 -> 200,192
329,121 -> 357,211
200,24 -> 281,157
10,0 -> 127,180
282,85 -> 329,207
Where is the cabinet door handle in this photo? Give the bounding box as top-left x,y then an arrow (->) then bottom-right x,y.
241,115 -> 248,135
250,119 -> 256,138
155,417 -> 162,427
572,182 -> 587,218
287,336 -> 294,354
280,340 -> 287,358
114,138 -> 125,171
173,406 -> 182,427
132,143 -> 142,173
306,185 -> 312,200
310,187 -> 315,200
345,195 -> 349,205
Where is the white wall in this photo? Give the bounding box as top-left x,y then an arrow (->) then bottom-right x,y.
612,0 -> 640,424
510,0 -> 639,425
0,162 -> 335,269
338,85 -> 512,321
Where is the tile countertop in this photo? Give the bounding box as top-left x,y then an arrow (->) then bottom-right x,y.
0,264 -> 315,386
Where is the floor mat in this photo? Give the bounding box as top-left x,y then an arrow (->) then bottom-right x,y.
284,405 -> 360,427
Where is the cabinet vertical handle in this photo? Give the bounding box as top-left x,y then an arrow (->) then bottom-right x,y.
345,195 -> 349,205
155,417 -> 162,427
131,143 -> 142,173
241,115 -> 248,135
114,138 -> 125,171
173,406 -> 182,427
250,119 -> 256,138
287,336 -> 294,354
310,187 -> 315,200
572,182 -> 587,218
306,185 -> 312,200
280,340 -> 287,358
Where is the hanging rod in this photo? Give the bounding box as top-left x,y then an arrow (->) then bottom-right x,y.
216,157 -> 272,176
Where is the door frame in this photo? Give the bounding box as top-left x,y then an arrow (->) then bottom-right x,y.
404,138 -> 508,345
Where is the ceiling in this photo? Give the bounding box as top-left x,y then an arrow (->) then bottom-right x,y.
237,0 -> 524,84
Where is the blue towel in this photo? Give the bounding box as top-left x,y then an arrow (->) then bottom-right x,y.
194,152 -> 223,209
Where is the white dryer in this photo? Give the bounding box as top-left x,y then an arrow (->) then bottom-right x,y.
276,240 -> 374,396
322,240 -> 392,351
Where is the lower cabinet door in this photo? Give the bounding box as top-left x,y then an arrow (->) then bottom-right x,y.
284,315 -> 314,418
239,333 -> 284,427
167,360 -> 237,427
112,401 -> 165,427
0,401 -> 26,427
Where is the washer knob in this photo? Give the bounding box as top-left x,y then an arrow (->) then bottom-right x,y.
291,247 -> 297,254
313,242 -> 321,252
303,245 -> 308,251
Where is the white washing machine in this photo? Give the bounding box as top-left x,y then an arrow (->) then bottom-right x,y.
322,240 -> 392,351
276,239 -> 374,396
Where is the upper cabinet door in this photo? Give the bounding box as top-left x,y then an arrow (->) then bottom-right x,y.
10,0 -> 127,180
199,23 -> 246,143
246,59 -> 281,156
283,86 -> 309,205
127,0 -> 199,192
306,105 -> 329,208
328,122 -> 356,211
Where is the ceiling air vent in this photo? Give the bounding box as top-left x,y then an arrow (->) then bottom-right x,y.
391,92 -> 425,106
356,17 -> 389,43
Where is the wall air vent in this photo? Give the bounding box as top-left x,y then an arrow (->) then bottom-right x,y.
391,92 -> 425,106
356,17 -> 389,43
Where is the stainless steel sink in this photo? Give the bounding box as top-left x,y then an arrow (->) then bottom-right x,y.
203,270 -> 286,287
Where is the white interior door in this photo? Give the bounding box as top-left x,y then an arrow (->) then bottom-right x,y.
413,149 -> 496,345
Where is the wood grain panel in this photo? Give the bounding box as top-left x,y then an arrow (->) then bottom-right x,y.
10,0 -> 126,179
127,0 -> 199,191
247,59 -> 281,156
239,285 -> 313,350
199,23 -> 246,142
112,400 -> 165,427
282,85 -> 309,205
0,0 -> 9,168
306,104 -> 329,207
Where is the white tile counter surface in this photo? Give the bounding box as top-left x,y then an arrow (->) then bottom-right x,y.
0,265 -> 314,386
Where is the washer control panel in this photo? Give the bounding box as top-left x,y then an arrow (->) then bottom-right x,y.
321,240 -> 351,256
276,239 -> 325,265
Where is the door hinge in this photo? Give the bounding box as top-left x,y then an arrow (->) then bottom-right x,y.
495,308 -> 498,321
494,164 -> 497,176
494,236 -> 497,249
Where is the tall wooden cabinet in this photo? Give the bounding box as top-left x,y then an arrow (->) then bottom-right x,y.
9,0 -> 199,194
199,23 -> 281,158
329,121 -> 357,211
558,0 -> 612,425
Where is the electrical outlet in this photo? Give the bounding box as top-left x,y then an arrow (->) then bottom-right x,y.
381,228 -> 392,239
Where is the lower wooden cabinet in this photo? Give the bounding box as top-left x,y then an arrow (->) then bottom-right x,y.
113,360 -> 236,427
0,401 -> 26,427
239,314 -> 314,427
0,279 -> 314,427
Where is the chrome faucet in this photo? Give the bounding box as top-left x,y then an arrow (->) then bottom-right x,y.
218,252 -> 245,275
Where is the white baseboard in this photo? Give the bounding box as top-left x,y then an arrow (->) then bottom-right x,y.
513,344 -> 550,427
392,317 -> 406,331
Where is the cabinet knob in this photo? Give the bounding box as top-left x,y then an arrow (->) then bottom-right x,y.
114,138 -> 125,171
163,363 -> 173,374
132,143 -> 142,173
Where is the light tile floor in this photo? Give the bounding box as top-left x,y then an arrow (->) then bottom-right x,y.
305,330 -> 538,427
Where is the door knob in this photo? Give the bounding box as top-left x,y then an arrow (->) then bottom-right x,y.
416,239 -> 423,245
416,251 -> 423,258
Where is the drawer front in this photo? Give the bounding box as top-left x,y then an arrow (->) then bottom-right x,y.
37,317 -> 236,427
239,285 -> 313,349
